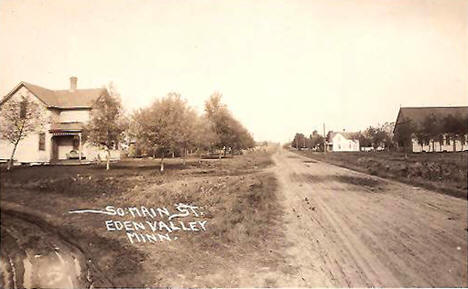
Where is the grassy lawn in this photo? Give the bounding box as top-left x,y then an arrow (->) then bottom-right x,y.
294,150 -> 467,199
0,150 -> 291,287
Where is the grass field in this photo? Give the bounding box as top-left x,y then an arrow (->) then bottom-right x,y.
294,150 -> 467,199
1,150 -> 290,287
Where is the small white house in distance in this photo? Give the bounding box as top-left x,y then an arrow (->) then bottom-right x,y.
328,132 -> 360,152
0,77 -> 120,164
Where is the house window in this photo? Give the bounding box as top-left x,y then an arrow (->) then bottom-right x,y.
19,100 -> 27,119
38,133 -> 45,151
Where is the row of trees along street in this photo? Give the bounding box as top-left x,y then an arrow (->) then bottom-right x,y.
290,122 -> 395,151
0,84 -> 255,171
90,89 -> 255,171
130,92 -> 254,171
291,113 -> 468,153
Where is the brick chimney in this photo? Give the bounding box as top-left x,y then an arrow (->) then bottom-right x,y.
69,76 -> 77,92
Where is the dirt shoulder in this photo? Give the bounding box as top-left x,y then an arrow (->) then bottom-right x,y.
294,150 -> 467,199
1,150 -> 291,287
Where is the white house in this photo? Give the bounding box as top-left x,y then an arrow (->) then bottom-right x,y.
0,77 -> 120,164
327,132 -> 360,152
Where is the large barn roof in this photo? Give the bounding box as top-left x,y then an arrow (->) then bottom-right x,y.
394,106 -> 468,131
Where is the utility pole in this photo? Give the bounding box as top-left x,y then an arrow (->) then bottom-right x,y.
323,123 -> 327,153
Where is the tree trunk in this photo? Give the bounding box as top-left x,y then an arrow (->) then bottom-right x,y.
106,149 -> 111,170
182,148 -> 187,166
160,153 -> 165,172
8,123 -> 24,170
7,141 -> 20,170
453,136 -> 456,152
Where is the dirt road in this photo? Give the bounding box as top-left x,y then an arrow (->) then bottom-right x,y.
1,150 -> 466,288
272,149 -> 467,287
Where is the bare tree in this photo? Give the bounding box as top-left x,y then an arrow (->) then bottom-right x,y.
0,96 -> 47,170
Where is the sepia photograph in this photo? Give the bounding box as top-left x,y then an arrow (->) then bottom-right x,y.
0,0 -> 467,288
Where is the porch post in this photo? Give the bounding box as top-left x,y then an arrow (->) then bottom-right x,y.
79,133 -> 82,161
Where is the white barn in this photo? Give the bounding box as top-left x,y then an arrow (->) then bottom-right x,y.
394,106 -> 468,153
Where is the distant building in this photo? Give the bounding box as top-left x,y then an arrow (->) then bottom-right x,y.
393,106 -> 468,153
327,132 -> 360,152
0,77 -> 121,164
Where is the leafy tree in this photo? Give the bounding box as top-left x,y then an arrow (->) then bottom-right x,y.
325,131 -> 334,143
381,122 -> 395,150
308,130 -> 325,151
360,125 -> 391,149
358,131 -> 373,148
292,133 -> 306,150
373,128 -> 387,149
84,84 -> 127,170
421,114 -> 441,152
0,96 -> 47,170
443,114 -> 465,151
177,104 -> 198,165
133,93 -> 191,171
462,115 -> 468,149
393,117 -> 416,153
204,92 -> 254,154
192,116 -> 219,154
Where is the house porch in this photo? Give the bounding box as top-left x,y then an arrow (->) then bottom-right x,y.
50,132 -> 83,161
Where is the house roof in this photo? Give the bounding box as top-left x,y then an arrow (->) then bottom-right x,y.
394,106 -> 468,131
1,81 -> 106,109
329,131 -> 359,141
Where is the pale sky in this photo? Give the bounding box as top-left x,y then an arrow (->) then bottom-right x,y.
1,0 -> 467,142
